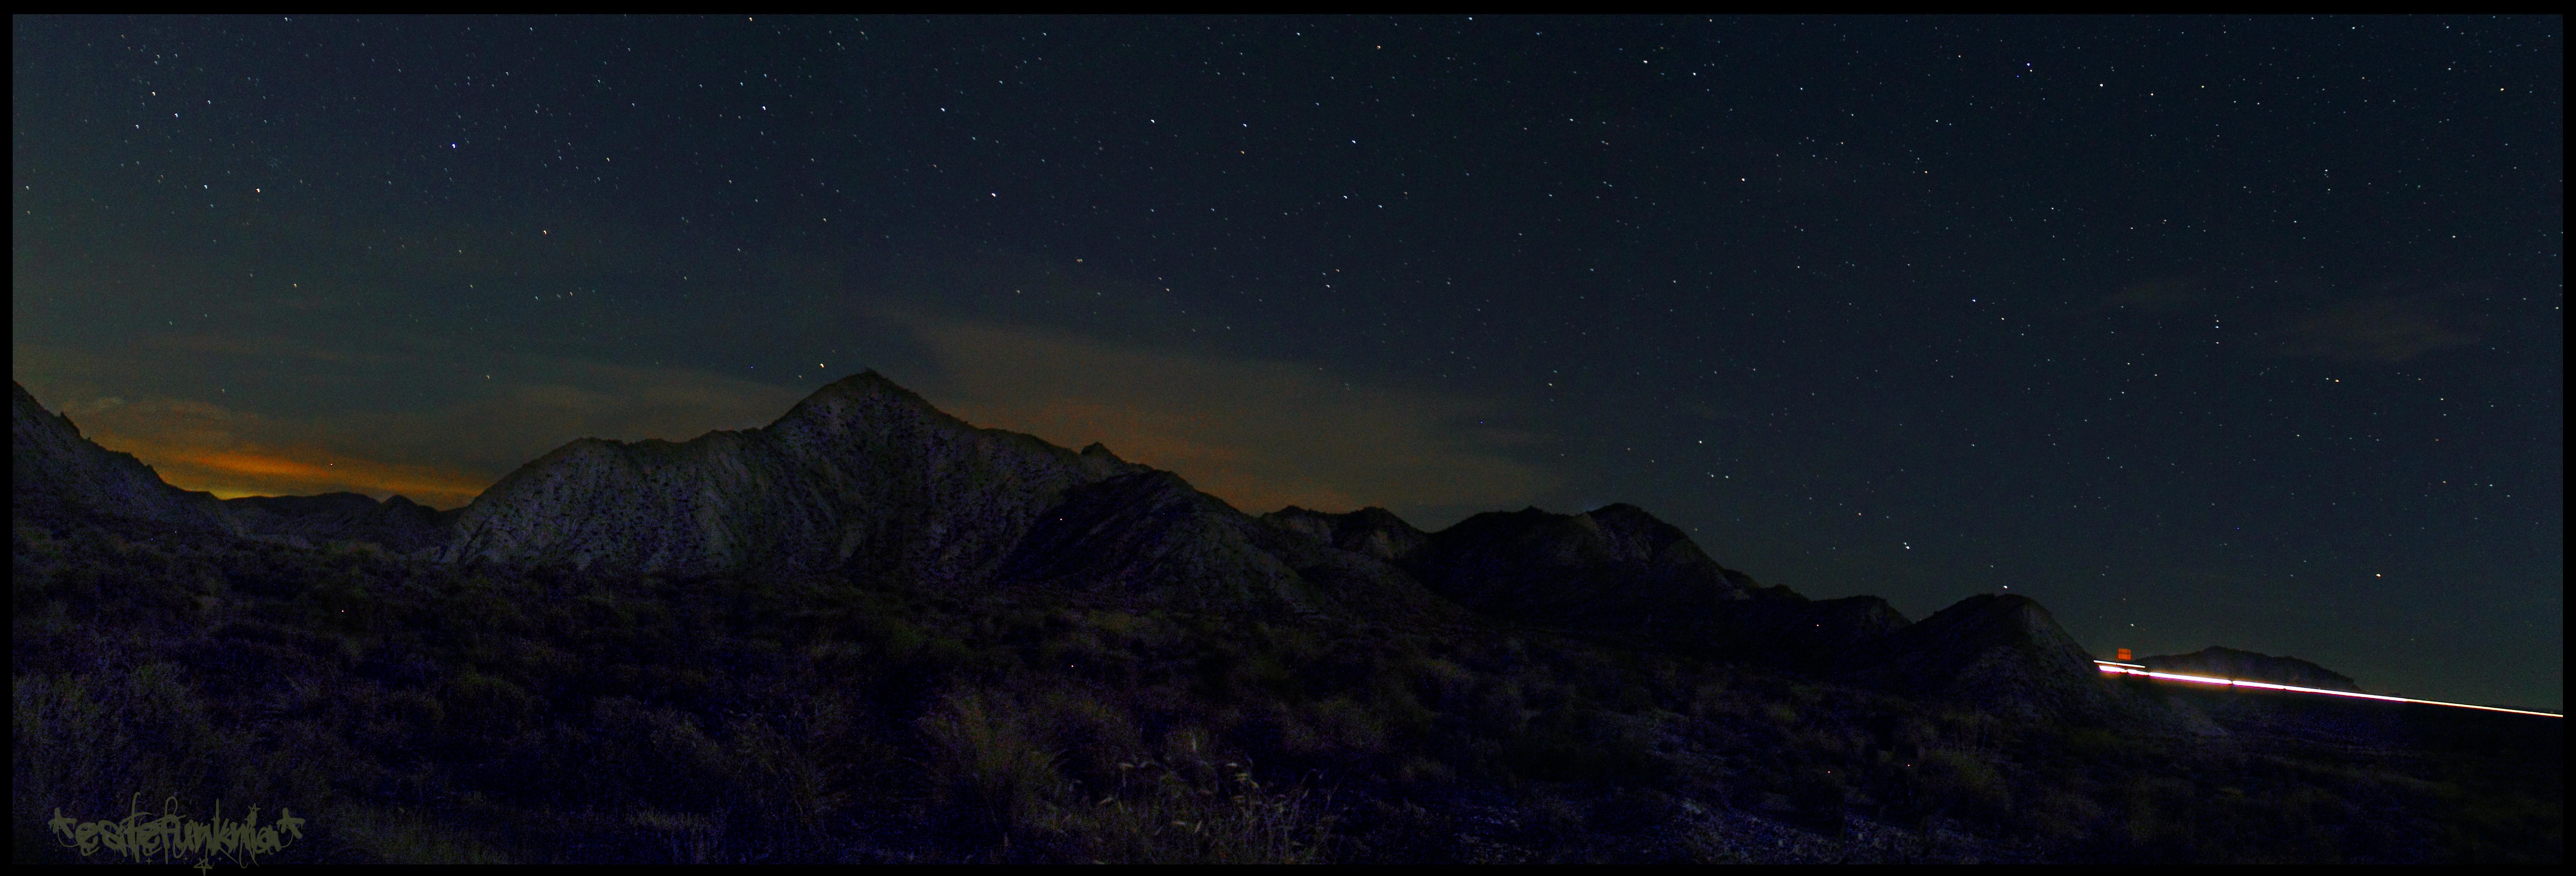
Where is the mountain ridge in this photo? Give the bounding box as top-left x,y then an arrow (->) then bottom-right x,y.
11,374 -> 2288,715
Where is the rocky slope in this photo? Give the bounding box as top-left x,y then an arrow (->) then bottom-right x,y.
444,371 -> 1148,583
1265,505 -> 1429,563
1841,594 -> 2116,721
12,381 -> 237,534
439,371 -> 1466,617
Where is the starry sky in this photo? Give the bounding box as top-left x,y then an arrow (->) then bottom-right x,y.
12,16 -> 2562,709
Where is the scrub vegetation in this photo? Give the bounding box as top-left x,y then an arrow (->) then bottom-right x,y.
13,512 -> 2560,863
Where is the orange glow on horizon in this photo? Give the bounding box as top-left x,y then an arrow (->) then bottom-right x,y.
150,448 -> 490,510
176,450 -> 337,479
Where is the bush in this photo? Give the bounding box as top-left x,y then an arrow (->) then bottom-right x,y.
1031,729 -> 1338,863
918,690 -> 1063,847
444,670 -> 539,745
1917,748 -> 2011,824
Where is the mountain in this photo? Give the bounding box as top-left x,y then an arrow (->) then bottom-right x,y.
1001,474 -> 1478,619
2140,646 -> 2363,692
11,372 -> 2101,702
444,372 -> 1144,580
1840,593 -> 2115,721
12,381 -> 237,534
440,371 -> 1458,618
1264,505 -> 1428,563
1262,503 -> 1910,669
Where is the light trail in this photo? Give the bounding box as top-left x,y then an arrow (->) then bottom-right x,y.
2093,661 -> 2563,718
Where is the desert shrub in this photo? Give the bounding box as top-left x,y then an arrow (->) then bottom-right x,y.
320,802 -> 514,863
14,662 -> 243,818
918,690 -> 1064,847
627,806 -> 728,863
1405,656 -> 1476,712
1916,748 -> 2012,825
1031,729 -> 1338,863
1363,670 -> 1436,740
1936,709 -> 2006,752
444,669 -> 540,745
2027,787 -> 2106,843
360,688 -> 446,760
1302,696 -> 1390,759
721,696 -> 854,843
2120,775 -> 2200,856
2430,774 -> 2563,864
1037,689 -> 1146,787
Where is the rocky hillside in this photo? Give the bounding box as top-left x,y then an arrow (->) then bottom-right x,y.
443,372 -> 1144,581
12,381 -> 237,535
1841,594 -> 2116,721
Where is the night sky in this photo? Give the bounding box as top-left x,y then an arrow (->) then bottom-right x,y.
13,16 -> 2561,709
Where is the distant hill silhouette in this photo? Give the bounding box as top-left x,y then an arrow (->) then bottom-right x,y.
2141,646 -> 2364,692
1265,502 -> 1908,672
224,492 -> 456,554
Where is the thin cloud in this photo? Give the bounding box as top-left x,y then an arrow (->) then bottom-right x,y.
2272,295 -> 2483,363
889,314 -> 1554,519
150,332 -> 402,365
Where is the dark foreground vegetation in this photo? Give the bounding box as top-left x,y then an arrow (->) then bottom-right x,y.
13,511 -> 2561,863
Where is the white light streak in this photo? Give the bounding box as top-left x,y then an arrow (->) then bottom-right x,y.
2093,661 -> 2562,718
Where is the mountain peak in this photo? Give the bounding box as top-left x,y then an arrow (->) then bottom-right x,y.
1845,592 -> 2111,721
1261,505 -> 1428,563
773,369 -> 956,429
814,368 -> 922,400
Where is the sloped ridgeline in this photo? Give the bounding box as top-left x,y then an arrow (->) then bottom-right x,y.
1265,503 -> 1909,664
14,374 -> 2113,712
12,381 -> 236,534
11,381 -> 456,550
